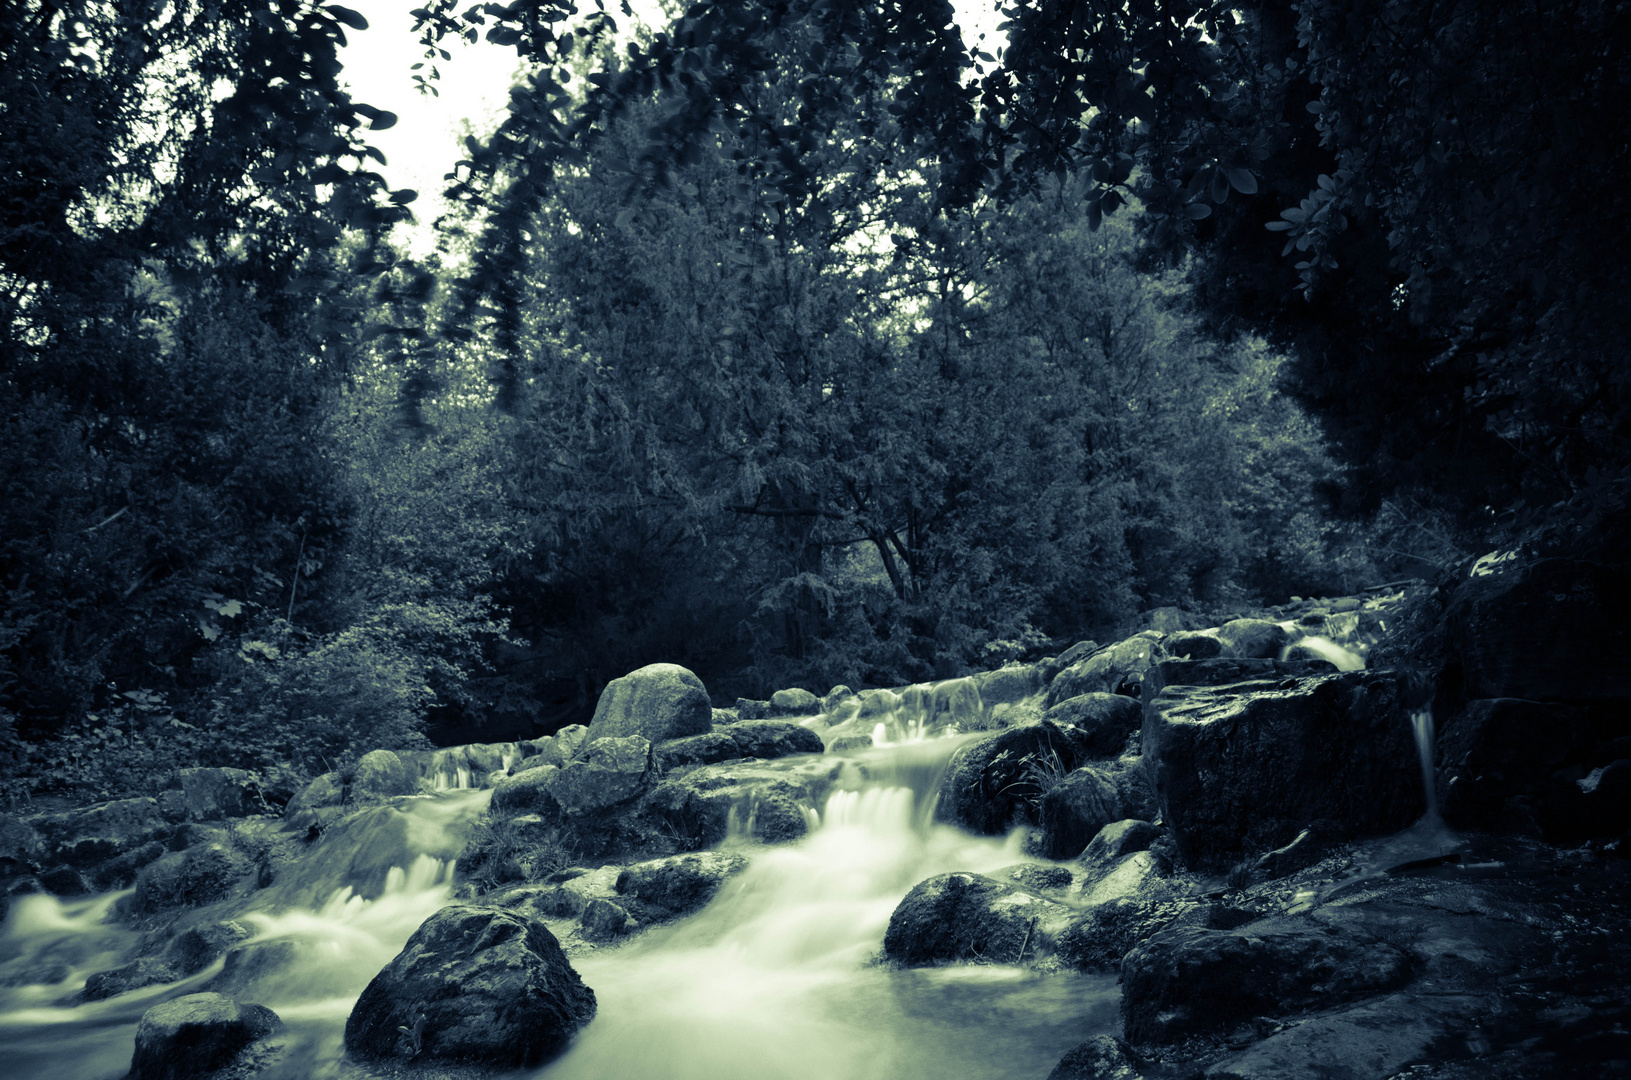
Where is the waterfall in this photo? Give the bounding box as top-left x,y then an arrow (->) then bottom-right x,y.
1412,707 -> 1439,822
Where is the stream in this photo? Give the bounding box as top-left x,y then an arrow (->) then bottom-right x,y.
0,737 -> 1117,1079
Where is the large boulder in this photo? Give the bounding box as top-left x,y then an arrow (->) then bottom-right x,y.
351,750 -> 414,801
28,797 -> 173,868
1445,557 -> 1631,702
643,761 -> 821,849
727,721 -> 824,760
1044,693 -> 1142,757
129,843 -> 253,914
489,767 -> 562,817
882,872 -> 1073,966
1079,819 -> 1163,873
547,737 -> 652,816
589,663 -> 713,743
1161,631 -> 1223,660
1215,618 -> 1291,659
1047,637 -> 1157,707
972,664 -> 1044,708
1120,923 -> 1412,1043
129,992 -> 280,1080
935,721 -> 1100,834
1143,670 -> 1422,870
769,687 -> 821,717
1033,765 -> 1127,860
169,768 -> 263,821
1437,697 -> 1631,841
344,905 -> 595,1068
653,731 -> 741,772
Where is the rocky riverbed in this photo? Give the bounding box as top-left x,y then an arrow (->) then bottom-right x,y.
2,558 -> 1627,1079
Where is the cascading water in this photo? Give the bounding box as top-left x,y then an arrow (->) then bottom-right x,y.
0,740 -> 1115,1080
1411,707 -> 1438,822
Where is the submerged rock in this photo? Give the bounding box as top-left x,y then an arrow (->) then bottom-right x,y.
1120,923 -> 1412,1043
589,663 -> 713,744
129,992 -> 280,1080
345,905 -> 595,1068
882,872 -> 1072,966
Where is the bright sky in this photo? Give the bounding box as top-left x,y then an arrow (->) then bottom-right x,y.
336,0 -> 1006,254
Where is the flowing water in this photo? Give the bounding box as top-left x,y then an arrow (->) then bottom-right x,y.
0,739 -> 1116,1079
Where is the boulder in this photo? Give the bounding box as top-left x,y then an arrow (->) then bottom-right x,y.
727,721 -> 824,759
129,843 -> 253,914
1120,923 -> 1412,1043
930,677 -> 986,729
1003,864 -> 1073,892
643,761 -> 820,850
973,664 -> 1045,708
499,865 -> 622,920
351,750 -> 414,801
0,813 -> 43,876
554,724 -> 591,759
1041,640 -> 1101,683
1034,766 -> 1126,860
1079,851 -> 1164,907
88,838 -> 167,890
769,687 -> 821,717
1047,637 -> 1157,707
589,664 -> 713,744
1143,670 -> 1422,870
882,872 -> 1072,966
1080,820 -> 1163,872
1437,697 -> 1631,841
856,688 -> 903,719
169,768 -> 262,821
821,685 -> 856,713
1445,557 -> 1631,702
935,721 -> 1100,834
1162,631 -> 1223,660
28,797 -> 173,868
345,905 -> 595,1068
1151,657 -> 1337,696
547,737 -> 651,816
653,732 -> 741,771
1215,619 -> 1291,659
489,767 -> 562,817
1044,693 -> 1143,757
1047,1035 -> 1144,1080
1058,895 -> 1209,974
735,698 -> 771,721
614,851 -> 747,918
579,897 -> 637,940
37,864 -> 88,896
283,772 -> 343,830
129,992 -> 279,1080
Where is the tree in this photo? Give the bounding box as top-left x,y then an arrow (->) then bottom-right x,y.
419,0 -> 1630,530
1,0 -> 415,747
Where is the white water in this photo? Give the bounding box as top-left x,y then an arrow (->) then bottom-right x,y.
0,743 -> 1114,1080
1412,707 -> 1439,822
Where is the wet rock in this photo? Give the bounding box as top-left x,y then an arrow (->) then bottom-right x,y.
38,864 -> 88,896
1437,697 -> 1630,841
1057,895 -> 1207,973
1047,1035 -> 1144,1080
345,905 -> 595,1068
28,797 -> 173,868
643,761 -> 820,851
1079,851 -> 1164,907
883,872 -> 1072,966
129,992 -> 280,1080
590,664 -> 713,744
169,768 -> 262,821
579,897 -> 637,940
1215,619 -> 1291,659
130,843 -> 253,914
1243,826 -> 1327,885
1041,640 -> 1101,683
1204,992 -> 1483,1080
83,955 -> 178,1001
735,697 -> 771,720
770,687 -> 821,716
1144,670 -> 1421,870
1120,923 -> 1412,1043
653,731 -> 741,771
936,721 -> 1099,835
830,735 -> 875,752
282,772 -> 342,831
615,851 -> 746,917
1080,820 -> 1163,871
1163,631 -> 1223,660
490,766 -> 562,817
89,839 -> 167,890
1004,864 -> 1074,892
0,813 -> 43,876
974,664 -> 1045,708
549,737 -> 652,816
1446,557 -> 1631,703
1047,637 -> 1157,707
856,688 -> 902,719
1034,766 -> 1126,860
1151,657 -> 1337,695
728,721 -> 824,760
1045,694 -> 1142,757
351,750 -> 413,801
499,865 -> 622,920
822,684 -> 855,712
930,677 -> 986,729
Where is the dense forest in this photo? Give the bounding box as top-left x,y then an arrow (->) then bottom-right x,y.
3,0 -> 1625,801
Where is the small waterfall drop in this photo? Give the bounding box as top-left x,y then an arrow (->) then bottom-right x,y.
1412,707 -> 1439,822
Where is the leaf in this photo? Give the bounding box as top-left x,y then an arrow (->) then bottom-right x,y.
1185,202 -> 1212,219
1225,167 -> 1258,195
370,111 -> 399,131
1264,220 -> 1293,231
327,5 -> 369,31
1305,100 -> 1325,114
389,188 -> 418,204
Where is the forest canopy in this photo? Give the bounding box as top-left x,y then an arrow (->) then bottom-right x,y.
2,0 -> 1623,798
